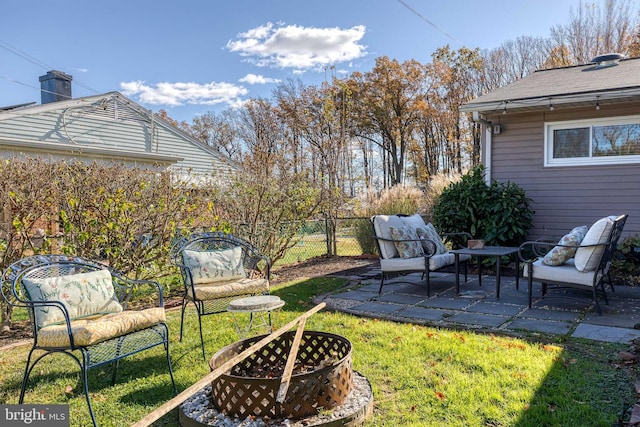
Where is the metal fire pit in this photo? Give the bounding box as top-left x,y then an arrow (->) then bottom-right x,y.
209,330 -> 353,419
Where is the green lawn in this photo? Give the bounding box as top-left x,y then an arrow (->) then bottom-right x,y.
0,277 -> 635,426
274,235 -> 363,267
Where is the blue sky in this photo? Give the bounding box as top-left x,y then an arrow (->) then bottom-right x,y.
1,0 -> 584,123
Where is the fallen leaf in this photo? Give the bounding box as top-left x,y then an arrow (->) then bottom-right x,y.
619,351 -> 638,362
435,391 -> 446,401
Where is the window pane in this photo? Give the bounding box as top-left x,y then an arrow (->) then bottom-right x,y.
593,124 -> 640,157
553,128 -> 589,158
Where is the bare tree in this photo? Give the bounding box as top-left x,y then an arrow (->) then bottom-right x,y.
550,0 -> 639,64
351,56 -> 426,187
426,46 -> 483,174
189,109 -> 243,159
273,78 -> 309,176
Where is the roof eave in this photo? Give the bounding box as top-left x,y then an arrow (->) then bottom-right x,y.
460,87 -> 640,115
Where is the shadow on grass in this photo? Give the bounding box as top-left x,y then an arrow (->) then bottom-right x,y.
13,351 -> 176,400
510,340 -> 635,426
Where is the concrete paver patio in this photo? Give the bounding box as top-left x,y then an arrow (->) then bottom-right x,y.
319,267 -> 640,344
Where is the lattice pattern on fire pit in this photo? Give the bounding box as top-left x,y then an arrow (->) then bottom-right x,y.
209,331 -> 353,419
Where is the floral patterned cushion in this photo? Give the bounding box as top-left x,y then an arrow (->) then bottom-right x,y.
182,246 -> 246,285
36,307 -> 165,348
542,225 -> 588,266
22,269 -> 123,328
415,223 -> 448,255
389,226 -> 424,258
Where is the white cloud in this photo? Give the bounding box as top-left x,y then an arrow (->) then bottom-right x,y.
227,22 -> 367,70
239,73 -> 281,84
120,80 -> 248,107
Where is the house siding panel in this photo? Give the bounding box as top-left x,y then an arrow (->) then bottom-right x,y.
484,106 -> 640,240
0,98 -> 234,179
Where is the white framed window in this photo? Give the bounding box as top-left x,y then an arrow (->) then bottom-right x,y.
544,115 -> 640,166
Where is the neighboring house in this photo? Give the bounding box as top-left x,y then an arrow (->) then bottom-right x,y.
0,70 -> 239,182
460,55 -> 639,240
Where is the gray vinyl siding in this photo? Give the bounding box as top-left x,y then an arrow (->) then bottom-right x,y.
484,104 -> 640,240
0,100 -> 235,178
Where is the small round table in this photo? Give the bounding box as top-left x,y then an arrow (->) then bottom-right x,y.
227,295 -> 285,338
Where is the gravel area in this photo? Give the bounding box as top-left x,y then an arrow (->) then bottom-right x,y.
179,372 -> 372,427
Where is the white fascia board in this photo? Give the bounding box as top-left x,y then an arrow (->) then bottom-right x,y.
460,88 -> 640,114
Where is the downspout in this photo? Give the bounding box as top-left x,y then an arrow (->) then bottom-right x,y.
472,111 -> 492,184
484,125 -> 492,184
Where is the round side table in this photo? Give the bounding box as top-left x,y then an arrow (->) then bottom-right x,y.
227,295 -> 285,338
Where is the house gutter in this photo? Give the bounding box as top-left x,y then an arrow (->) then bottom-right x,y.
460,87 -> 640,114
0,137 -> 183,164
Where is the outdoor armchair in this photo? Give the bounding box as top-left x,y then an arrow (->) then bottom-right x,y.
169,231 -> 271,360
371,214 -> 471,296
518,214 -> 628,314
0,254 -> 177,427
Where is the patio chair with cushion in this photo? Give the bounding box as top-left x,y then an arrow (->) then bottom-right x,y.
371,214 -> 471,296
0,254 -> 177,427
518,214 -> 628,314
169,231 -> 271,359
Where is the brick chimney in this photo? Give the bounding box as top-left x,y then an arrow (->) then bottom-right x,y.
39,70 -> 72,104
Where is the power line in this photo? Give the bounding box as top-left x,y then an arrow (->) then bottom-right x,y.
0,38 -> 101,96
0,75 -> 71,99
396,0 -> 461,45
0,39 -> 51,70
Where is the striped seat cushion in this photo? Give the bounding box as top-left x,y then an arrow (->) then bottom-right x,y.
187,278 -> 269,301
37,307 -> 166,348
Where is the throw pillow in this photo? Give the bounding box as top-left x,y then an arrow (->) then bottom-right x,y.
182,246 -> 246,284
372,215 -> 406,259
22,269 -> 123,327
542,225 -> 588,266
400,214 -> 427,230
389,225 -> 424,258
426,223 -> 448,254
415,224 -> 447,255
574,216 -> 616,272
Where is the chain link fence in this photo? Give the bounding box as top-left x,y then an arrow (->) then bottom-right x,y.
275,216 -> 374,267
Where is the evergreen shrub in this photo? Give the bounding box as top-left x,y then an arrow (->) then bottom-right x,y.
432,166 -> 534,248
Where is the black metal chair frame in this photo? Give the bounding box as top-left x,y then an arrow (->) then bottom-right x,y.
518,214 -> 628,315
371,215 -> 470,296
0,254 -> 177,427
169,231 -> 271,360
